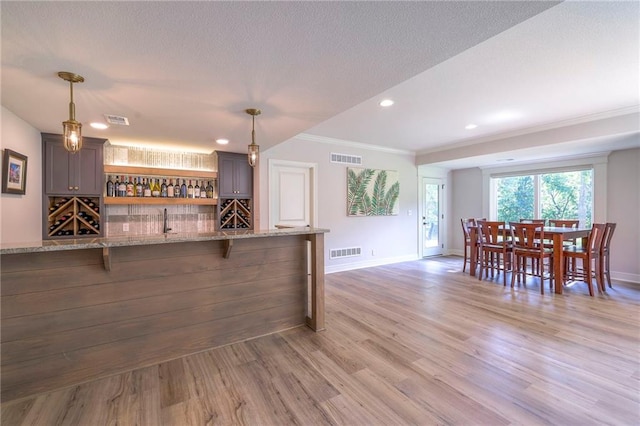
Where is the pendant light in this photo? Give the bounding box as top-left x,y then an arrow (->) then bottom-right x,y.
58,72 -> 85,153
246,108 -> 261,167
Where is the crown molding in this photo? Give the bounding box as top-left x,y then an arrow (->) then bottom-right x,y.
417,105 -> 640,156
296,133 -> 414,157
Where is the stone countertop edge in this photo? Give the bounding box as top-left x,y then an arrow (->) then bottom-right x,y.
0,227 -> 330,254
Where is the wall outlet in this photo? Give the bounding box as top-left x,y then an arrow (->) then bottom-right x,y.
371,249 -> 375,256
408,209 -> 412,216
123,223 -> 129,232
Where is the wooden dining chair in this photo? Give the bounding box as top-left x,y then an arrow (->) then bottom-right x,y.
509,222 -> 554,294
563,223 -> 606,296
548,219 -> 579,228
599,222 -> 616,289
460,218 -> 476,273
477,220 -> 512,286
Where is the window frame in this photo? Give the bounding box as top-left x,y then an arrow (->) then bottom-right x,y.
482,154 -> 608,224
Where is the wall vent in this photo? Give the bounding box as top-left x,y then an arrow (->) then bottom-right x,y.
104,114 -> 130,126
330,247 -> 362,259
331,153 -> 362,165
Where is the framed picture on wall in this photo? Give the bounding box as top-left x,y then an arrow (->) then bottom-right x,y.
2,149 -> 28,195
347,167 -> 399,216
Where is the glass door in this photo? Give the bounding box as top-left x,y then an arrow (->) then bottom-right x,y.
422,178 -> 443,257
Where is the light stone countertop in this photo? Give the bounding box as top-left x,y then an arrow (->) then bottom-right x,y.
0,227 -> 329,254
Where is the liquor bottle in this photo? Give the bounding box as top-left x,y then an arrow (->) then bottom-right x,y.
126,176 -> 134,197
161,179 -> 168,197
106,176 -> 114,197
180,179 -> 187,198
143,178 -> 152,197
114,176 -> 120,197
206,181 -> 214,198
167,179 -> 174,198
187,180 -> 194,198
194,180 -> 201,198
118,175 -> 127,197
136,177 -> 143,197
151,179 -> 161,197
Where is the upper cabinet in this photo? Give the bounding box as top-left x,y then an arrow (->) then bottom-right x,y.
217,151 -> 252,198
42,133 -> 105,195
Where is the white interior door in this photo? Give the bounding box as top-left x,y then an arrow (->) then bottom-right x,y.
269,160 -> 317,229
422,177 -> 443,257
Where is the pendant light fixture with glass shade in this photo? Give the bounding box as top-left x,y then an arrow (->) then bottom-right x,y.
58,71 -> 85,153
246,108 -> 261,167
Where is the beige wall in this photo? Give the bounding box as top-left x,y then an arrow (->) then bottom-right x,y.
1,106 -> 42,244
261,137 -> 419,273
607,147 -> 640,281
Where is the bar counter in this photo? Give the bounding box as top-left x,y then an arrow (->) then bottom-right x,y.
1,227 -> 328,402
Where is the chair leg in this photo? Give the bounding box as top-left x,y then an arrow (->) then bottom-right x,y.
502,253 -> 508,287
511,255 -> 517,288
463,244 -> 468,273
593,257 -> 604,293
605,253 -> 612,288
584,258 -> 594,297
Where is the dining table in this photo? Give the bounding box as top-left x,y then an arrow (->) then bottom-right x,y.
468,225 -> 592,294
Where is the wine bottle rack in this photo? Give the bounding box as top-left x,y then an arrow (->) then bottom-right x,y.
219,198 -> 252,230
46,196 -> 101,238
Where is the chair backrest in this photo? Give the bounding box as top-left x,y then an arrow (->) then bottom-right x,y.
520,218 -> 546,225
509,222 -> 544,250
600,222 -> 616,253
548,219 -> 579,228
461,218 -> 475,241
587,223 -> 606,255
477,220 -> 506,245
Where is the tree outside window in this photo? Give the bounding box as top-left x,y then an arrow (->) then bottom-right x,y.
494,169 -> 592,227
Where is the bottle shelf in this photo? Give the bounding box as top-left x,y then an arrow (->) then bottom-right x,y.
47,196 -> 101,238
219,198 -> 252,229
104,165 -> 217,179
104,197 -> 217,205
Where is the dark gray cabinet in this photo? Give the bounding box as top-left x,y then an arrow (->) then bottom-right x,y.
42,133 -> 105,239
42,133 -> 105,195
217,151 -> 252,198
217,151 -> 253,229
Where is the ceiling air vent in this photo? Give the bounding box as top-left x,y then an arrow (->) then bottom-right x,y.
331,153 -> 362,165
330,247 -> 362,259
104,114 -> 130,126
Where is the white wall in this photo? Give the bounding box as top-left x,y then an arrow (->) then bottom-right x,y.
607,147 -> 640,282
448,145 -> 640,282
261,137 -> 419,273
1,106 -> 42,244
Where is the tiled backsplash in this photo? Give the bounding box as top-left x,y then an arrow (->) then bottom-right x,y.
105,204 -> 216,237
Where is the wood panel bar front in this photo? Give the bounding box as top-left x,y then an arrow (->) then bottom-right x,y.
0,230 -> 326,402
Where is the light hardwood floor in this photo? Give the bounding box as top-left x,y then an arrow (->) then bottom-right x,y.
2,256 -> 639,425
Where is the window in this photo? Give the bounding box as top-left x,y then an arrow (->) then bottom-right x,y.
492,169 -> 593,226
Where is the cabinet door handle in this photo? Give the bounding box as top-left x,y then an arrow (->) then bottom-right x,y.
68,186 -> 73,190
74,186 -> 79,190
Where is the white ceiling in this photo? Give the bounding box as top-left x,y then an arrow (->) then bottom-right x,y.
2,1 -> 638,170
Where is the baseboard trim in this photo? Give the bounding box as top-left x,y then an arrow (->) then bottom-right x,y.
611,271 -> 640,284
326,254 -> 420,274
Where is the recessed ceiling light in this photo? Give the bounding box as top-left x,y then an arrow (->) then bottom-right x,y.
465,124 -> 478,130
379,99 -> 394,107
90,122 -> 109,130
487,110 -> 522,123
216,138 -> 229,145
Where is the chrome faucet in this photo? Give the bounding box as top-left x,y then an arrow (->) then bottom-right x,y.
163,208 -> 172,233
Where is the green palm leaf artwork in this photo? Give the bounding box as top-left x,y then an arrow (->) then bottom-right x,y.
347,168 -> 399,216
